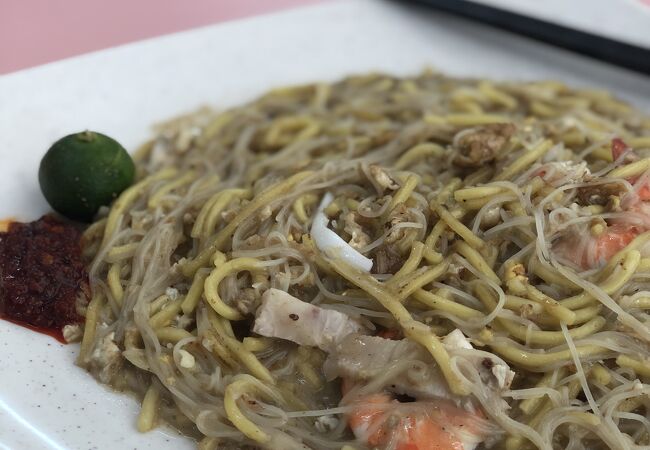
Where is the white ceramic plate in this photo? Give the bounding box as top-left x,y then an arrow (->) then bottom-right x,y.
473,0 -> 650,48
1,1 -> 649,448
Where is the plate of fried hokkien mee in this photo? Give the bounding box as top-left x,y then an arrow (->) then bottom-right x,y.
3,71 -> 650,450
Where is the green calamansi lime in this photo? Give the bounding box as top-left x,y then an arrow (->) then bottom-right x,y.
38,131 -> 135,222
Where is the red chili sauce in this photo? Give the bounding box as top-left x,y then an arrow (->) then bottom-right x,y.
0,215 -> 89,343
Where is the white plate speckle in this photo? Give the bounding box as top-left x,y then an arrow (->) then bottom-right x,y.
1,1 -> 649,449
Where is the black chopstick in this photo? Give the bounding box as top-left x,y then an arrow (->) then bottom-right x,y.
404,0 -> 650,76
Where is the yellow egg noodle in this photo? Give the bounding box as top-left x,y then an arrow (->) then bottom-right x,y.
77,72 -> 650,450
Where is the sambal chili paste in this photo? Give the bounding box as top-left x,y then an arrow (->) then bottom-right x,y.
0,215 -> 89,342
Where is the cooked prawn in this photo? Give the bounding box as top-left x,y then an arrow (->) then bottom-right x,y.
590,224 -> 640,266
611,137 -> 630,161
610,138 -> 650,201
556,224 -> 639,269
342,377 -> 487,450
555,138 -> 650,268
346,392 -> 487,450
635,183 -> 650,201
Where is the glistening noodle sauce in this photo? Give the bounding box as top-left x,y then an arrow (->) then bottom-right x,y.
0,215 -> 89,343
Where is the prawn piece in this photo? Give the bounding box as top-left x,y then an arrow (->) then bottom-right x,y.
611,137 -> 629,161
636,183 -> 650,201
556,224 -> 639,269
610,138 -> 650,201
553,137 -> 650,268
592,224 -> 639,264
347,392 -> 487,450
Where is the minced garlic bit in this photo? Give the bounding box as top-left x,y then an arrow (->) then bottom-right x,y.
178,349 -> 196,369
165,287 -> 180,300
63,324 -> 83,343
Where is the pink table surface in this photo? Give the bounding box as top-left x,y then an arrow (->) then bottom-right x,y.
0,0 -> 325,75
